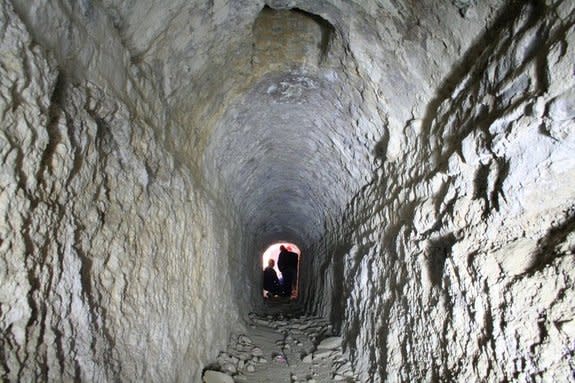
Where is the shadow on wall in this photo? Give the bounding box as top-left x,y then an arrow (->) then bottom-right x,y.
426,233 -> 457,287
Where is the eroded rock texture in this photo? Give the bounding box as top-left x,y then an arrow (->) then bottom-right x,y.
315,2 -> 575,382
0,0 -> 574,382
1,2 -> 241,381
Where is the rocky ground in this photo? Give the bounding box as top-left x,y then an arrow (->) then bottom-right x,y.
203,312 -> 357,383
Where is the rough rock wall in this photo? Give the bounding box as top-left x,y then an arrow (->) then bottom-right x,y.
332,1 -> 575,381
0,3 -> 241,381
64,0 -> 503,320
278,0 -> 502,321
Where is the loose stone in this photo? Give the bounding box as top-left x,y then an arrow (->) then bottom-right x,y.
317,336 -> 342,350
203,370 -> 234,383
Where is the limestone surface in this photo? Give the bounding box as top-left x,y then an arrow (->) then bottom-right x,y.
1,0 -> 574,382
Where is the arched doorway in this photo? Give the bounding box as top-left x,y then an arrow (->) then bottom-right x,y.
262,242 -> 301,300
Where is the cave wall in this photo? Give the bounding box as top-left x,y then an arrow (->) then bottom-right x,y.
0,2 -> 242,381
331,1 -> 575,381
1,0 -> 574,382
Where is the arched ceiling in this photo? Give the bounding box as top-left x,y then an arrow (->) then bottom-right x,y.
203,71 -> 371,245
92,0 -> 503,246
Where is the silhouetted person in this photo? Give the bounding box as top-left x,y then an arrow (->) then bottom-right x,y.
277,245 -> 298,297
263,259 -> 281,297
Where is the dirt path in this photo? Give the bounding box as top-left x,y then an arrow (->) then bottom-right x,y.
203,312 -> 357,382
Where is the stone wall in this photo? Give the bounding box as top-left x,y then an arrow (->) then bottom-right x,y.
1,0 -> 573,382
0,2 -> 242,381
334,1 -> 575,381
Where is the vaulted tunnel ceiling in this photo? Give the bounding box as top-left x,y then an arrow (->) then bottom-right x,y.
88,0 -> 499,247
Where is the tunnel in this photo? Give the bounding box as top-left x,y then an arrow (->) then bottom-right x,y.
1,0 -> 574,382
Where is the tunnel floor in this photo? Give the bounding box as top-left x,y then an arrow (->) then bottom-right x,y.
203,313 -> 356,382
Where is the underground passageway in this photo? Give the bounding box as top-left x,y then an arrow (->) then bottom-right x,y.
1,0 -> 574,382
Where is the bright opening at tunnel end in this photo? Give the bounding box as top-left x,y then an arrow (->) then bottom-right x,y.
262,242 -> 301,300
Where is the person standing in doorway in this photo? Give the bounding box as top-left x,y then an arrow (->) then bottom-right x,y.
277,245 -> 298,298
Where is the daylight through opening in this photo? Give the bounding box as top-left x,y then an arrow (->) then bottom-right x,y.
261,242 -> 301,300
